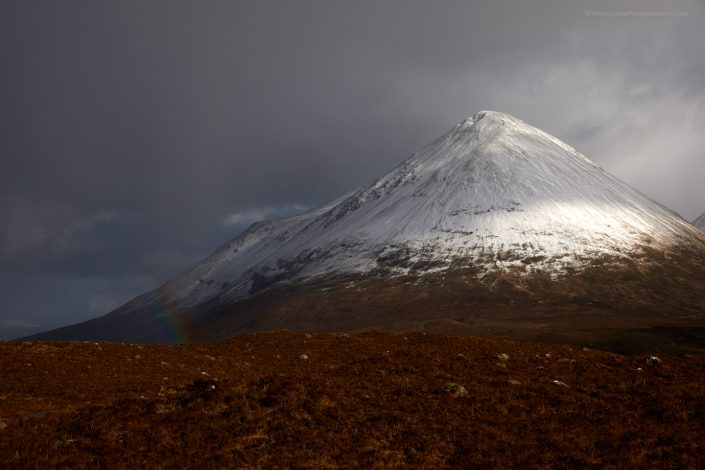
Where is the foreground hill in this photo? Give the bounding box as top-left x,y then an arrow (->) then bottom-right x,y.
1,332 -> 704,468
31,111 -> 705,343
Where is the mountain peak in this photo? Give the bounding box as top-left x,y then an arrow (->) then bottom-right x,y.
455,111 -> 525,137
460,110 -> 521,127
448,110 -> 572,156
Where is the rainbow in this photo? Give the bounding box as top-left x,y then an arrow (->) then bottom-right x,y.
151,299 -> 191,344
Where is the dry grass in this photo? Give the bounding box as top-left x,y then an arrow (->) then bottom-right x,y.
1,332 -> 704,468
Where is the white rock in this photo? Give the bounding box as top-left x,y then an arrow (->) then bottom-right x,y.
646,356 -> 663,366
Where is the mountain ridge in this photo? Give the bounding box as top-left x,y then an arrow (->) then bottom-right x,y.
694,211 -> 705,229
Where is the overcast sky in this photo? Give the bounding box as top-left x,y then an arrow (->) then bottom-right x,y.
1,0 -> 704,338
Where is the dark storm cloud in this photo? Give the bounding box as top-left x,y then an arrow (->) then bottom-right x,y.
1,0 -> 704,334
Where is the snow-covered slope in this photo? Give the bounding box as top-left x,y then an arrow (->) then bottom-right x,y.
32,111 -> 705,343
153,111 -> 701,310
694,212 -> 705,229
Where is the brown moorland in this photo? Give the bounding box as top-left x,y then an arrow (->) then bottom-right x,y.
1,331 -> 704,468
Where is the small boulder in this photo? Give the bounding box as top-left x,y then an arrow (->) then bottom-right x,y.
646,356 -> 662,366
443,382 -> 468,397
0,422 -> 7,431
551,380 -> 569,388
299,354 -> 309,360
497,353 -> 510,362
508,380 -> 522,386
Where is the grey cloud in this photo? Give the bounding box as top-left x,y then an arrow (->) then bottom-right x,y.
0,320 -> 42,329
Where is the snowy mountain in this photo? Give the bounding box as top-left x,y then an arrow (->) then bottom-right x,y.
31,111 -> 705,345
694,212 -> 705,229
